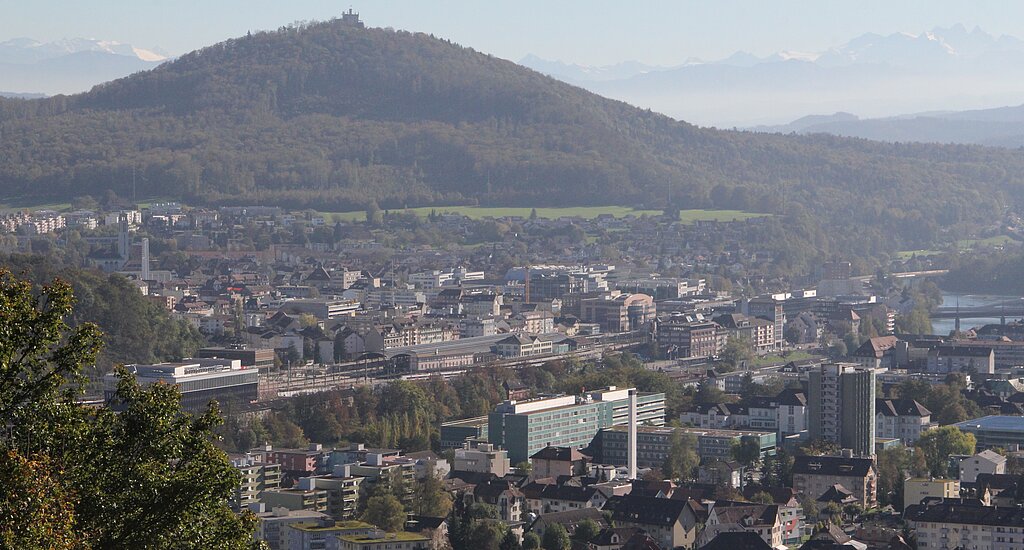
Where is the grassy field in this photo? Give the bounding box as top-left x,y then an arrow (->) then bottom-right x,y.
957,235 -> 1018,249
321,206 -> 767,223
0,199 -> 72,212
896,249 -> 943,260
897,235 -> 1020,260
748,350 -> 819,368
0,196 -> 176,213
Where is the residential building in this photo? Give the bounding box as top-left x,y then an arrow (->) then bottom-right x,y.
792,454 -> 877,508
905,500 -> 1024,550
580,293 -> 656,333
602,495 -> 703,550
875,398 -> 935,444
452,442 -> 510,477
487,387 -> 666,463
904,478 -> 961,509
231,454 -> 282,512
850,336 -> 900,370
261,484 -> 329,514
714,313 -> 775,353
656,319 -> 724,359
510,311 -> 555,334
328,530 -> 430,550
530,446 -> 588,478
742,295 -> 787,350
532,483 -> 607,514
777,388 -> 809,437
302,466 -> 364,520
283,520 -> 376,550
680,402 -> 748,430
807,363 -> 876,457
959,450 -> 1009,484
467,478 -> 525,523
253,507 -> 331,550
262,444 -> 327,476
927,345 -> 996,375
459,317 -> 496,338
701,502 -> 782,549
105,358 -> 258,413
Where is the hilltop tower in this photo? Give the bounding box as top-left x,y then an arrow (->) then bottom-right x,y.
341,8 -> 364,28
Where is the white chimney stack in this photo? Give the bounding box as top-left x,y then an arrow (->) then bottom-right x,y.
628,388 -> 637,480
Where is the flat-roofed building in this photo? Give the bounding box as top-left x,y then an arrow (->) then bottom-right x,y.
328,529 -> 430,550
591,425 -> 776,467
487,387 -> 665,464
104,358 -> 258,412
955,415 -> 1024,450
440,416 -> 489,450
253,506 -> 330,550
231,453 -> 282,512
197,346 -> 276,371
453,442 -> 511,476
904,478 -> 960,509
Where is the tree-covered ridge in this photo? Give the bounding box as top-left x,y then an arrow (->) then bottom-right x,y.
0,19 -> 1020,250
0,254 -> 204,370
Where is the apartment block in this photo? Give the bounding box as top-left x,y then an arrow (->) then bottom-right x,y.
808,363 -> 876,457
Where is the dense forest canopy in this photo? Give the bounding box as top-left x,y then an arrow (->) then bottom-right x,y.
0,254 -> 204,370
0,19 -> 1020,252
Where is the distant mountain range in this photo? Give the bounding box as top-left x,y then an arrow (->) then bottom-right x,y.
750,104 -> 1024,147
520,25 -> 1024,127
0,37 -> 167,95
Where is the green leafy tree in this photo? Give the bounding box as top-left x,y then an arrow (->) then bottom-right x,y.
721,336 -> 754,368
522,532 -> 541,550
917,426 -> 976,477
784,324 -> 803,345
0,451 -> 77,549
361,494 -> 406,532
501,528 -> 523,550
0,269 -> 258,548
750,491 -> 775,504
467,503 -> 499,520
731,437 -> 762,468
572,519 -> 601,542
661,429 -> 699,482
411,471 -> 453,517
542,524 -> 571,550
466,522 -> 503,550
801,497 -> 819,521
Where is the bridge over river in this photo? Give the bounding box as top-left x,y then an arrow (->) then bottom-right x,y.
932,299 -> 1024,319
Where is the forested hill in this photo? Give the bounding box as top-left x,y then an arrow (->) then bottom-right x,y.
0,19 -> 1022,249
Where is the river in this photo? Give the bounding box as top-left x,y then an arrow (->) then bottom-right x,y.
931,292 -> 1024,336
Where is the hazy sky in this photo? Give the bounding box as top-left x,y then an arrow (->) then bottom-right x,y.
5,1 -> 1024,65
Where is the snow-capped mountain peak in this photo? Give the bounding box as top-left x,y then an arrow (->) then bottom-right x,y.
0,37 -> 167,64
